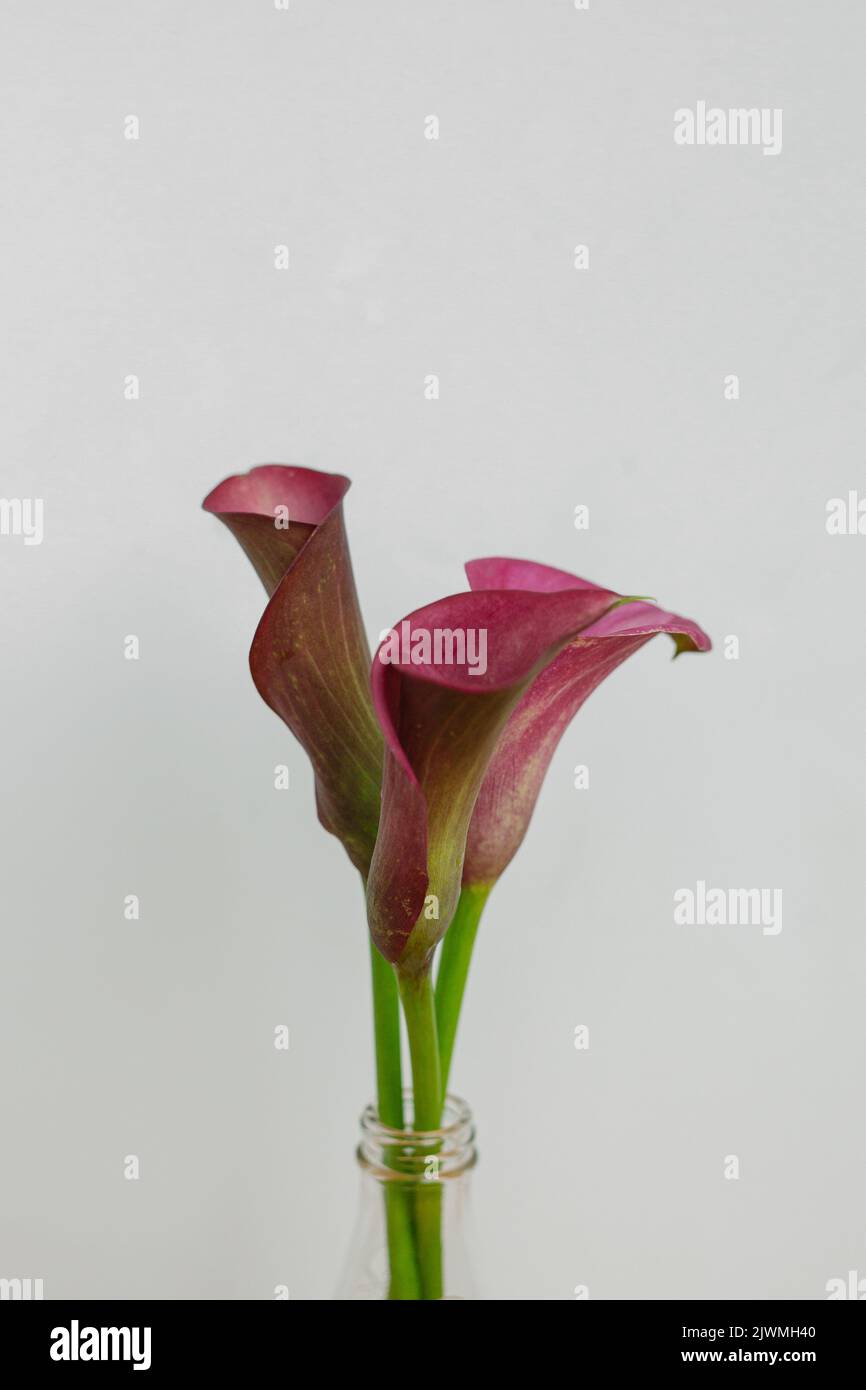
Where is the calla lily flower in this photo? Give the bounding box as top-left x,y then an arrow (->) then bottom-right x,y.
367,556 -> 710,1123
366,583 -> 623,975
203,465 -> 383,874
368,564 -> 709,979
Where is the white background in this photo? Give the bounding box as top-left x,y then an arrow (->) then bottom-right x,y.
1,0 -> 864,1299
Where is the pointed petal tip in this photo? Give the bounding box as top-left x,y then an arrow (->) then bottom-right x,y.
671,627 -> 713,657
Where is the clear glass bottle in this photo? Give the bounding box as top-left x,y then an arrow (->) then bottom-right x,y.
335,1093 -> 478,1300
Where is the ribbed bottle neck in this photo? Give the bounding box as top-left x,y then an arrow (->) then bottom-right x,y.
358,1094 -> 476,1181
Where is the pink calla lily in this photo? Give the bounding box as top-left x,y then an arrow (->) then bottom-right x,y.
366,583 -> 623,975
203,465 -> 383,874
367,562 -> 709,978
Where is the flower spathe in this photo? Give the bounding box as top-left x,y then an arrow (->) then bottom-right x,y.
366,583 -> 623,974
203,465 -> 383,874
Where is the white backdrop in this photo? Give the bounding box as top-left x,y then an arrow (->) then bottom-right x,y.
1,0 -> 864,1299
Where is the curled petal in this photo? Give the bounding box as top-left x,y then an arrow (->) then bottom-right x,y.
462,558 -> 711,884
203,465 -> 383,873
367,585 -> 621,972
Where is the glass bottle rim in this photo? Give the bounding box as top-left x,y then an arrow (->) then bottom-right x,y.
358,1091 -> 476,1180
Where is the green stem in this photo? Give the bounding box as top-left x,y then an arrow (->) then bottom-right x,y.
383,1187 -> 420,1301
398,970 -> 443,1130
369,939 -> 403,1130
398,969 -> 443,1299
369,939 -> 421,1300
434,884 -> 491,1098
412,1182 -> 443,1302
